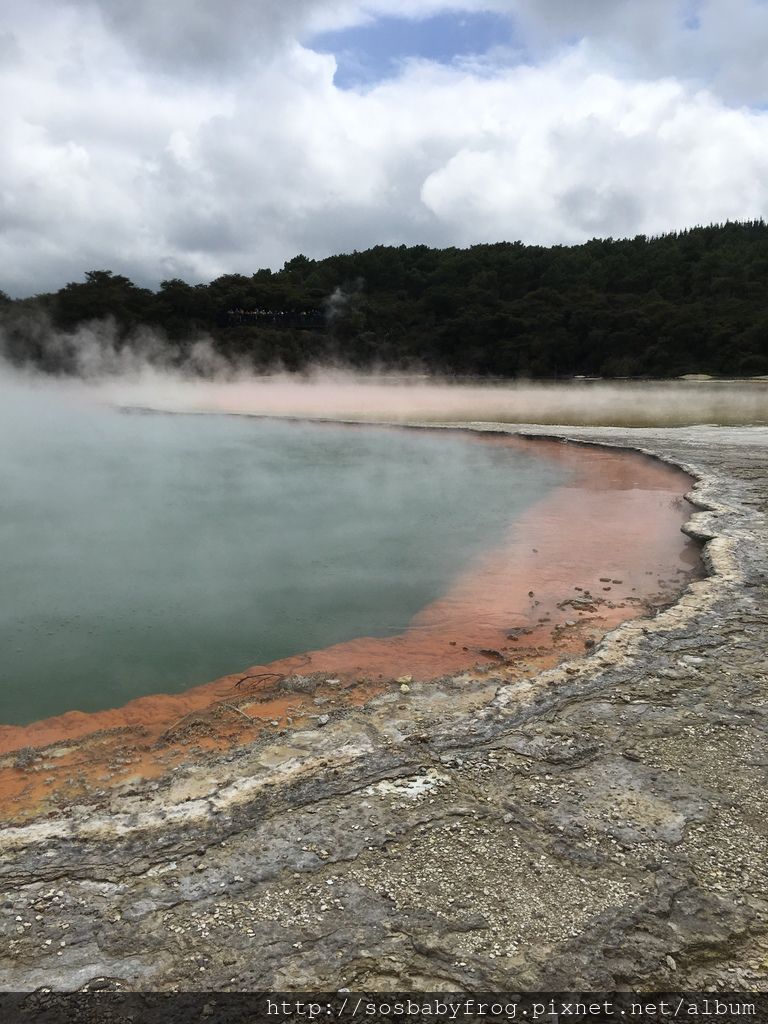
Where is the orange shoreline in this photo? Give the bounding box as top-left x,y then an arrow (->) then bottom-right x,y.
0,431 -> 701,820
0,432 -> 699,753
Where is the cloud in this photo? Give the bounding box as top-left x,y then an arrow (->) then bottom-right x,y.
508,0 -> 768,106
0,0 -> 767,296
71,0 -> 505,75
74,0 -> 327,75
417,58 -> 768,243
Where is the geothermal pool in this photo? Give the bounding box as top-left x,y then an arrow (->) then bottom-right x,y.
0,390 -> 572,725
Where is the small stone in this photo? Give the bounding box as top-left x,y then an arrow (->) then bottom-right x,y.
317,714 -> 330,727
399,684 -> 411,694
666,955 -> 677,971
396,675 -> 413,685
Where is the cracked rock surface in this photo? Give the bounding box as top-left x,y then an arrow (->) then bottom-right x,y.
0,424 -> 767,992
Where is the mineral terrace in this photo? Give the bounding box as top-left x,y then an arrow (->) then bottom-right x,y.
0,424 -> 766,992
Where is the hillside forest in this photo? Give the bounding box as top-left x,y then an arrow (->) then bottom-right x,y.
1,221 -> 767,378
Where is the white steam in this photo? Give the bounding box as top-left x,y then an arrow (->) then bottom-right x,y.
0,315 -> 766,427
324,279 -> 364,322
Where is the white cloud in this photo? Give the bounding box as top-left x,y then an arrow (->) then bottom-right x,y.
0,0 -> 767,295
418,58 -> 768,242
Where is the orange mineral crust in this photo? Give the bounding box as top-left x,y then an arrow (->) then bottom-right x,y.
0,433 -> 701,819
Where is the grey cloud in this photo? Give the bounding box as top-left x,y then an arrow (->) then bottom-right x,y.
77,0 -> 299,71
510,0 -> 675,43
0,31 -> 21,67
163,211 -> 245,257
73,0 -> 368,74
509,0 -> 768,106
558,185 -> 644,239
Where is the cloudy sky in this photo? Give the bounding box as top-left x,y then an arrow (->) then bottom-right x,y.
2,0 -> 768,295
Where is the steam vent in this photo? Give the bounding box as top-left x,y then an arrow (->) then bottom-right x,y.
2,414 -> 767,992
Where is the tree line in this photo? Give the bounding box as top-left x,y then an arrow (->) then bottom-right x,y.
2,220 -> 768,378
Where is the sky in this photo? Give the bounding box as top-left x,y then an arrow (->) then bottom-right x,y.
1,0 -> 768,296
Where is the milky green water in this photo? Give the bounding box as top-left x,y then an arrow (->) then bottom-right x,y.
0,382 -> 568,724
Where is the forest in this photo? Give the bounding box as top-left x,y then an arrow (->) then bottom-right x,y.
2,220 -> 768,378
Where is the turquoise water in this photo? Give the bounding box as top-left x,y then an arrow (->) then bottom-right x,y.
0,383 -> 567,724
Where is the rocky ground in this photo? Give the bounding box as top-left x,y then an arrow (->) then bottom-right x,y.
0,424 -> 766,992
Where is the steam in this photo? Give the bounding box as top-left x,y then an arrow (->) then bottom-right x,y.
0,311 -> 766,428
0,308 -> 242,380
112,374 -> 768,428
324,278 -> 364,322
